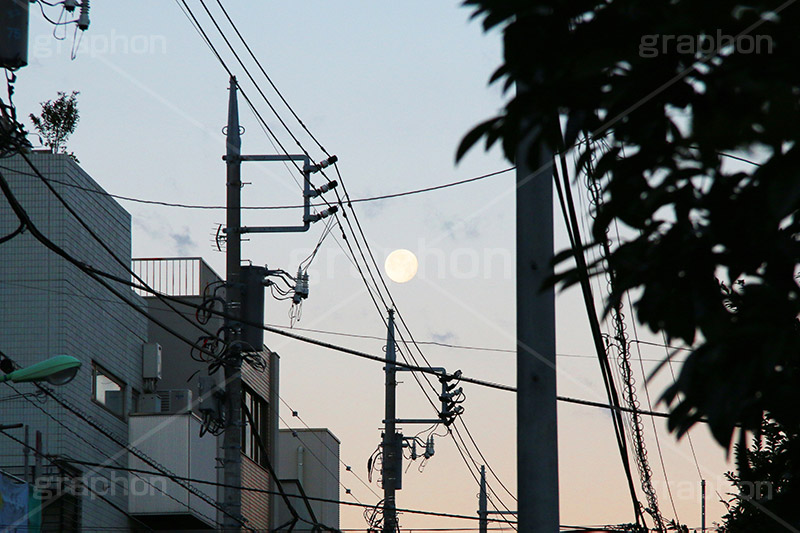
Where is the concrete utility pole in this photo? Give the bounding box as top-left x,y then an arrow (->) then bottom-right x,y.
222,75 -> 244,531
478,465 -> 488,533
701,479 -> 706,532
516,89 -> 558,530
218,76 -> 332,531
382,309 -> 400,533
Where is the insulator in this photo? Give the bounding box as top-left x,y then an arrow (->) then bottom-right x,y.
425,435 -> 435,458
307,180 -> 339,198
440,369 -> 462,385
308,155 -> 339,173
440,387 -> 463,401
77,0 -> 90,30
305,205 -> 339,223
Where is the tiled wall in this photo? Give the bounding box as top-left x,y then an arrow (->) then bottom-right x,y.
0,152 -> 147,530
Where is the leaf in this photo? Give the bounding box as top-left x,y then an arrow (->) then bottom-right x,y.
455,116 -> 503,163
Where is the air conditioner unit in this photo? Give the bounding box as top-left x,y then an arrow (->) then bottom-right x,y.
138,393 -> 161,414
157,389 -> 192,414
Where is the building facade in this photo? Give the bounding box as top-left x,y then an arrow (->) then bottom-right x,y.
131,257 -> 279,531
0,152 -> 147,530
275,428 -> 340,531
0,152 -> 326,531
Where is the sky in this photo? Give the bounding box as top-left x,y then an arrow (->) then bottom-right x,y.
14,1 -> 737,530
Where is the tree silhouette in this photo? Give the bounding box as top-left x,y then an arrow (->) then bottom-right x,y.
720,417 -> 799,532
460,1 -> 800,527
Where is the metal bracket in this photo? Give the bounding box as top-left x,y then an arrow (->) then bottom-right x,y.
221,154 -> 314,233
388,419 -> 442,425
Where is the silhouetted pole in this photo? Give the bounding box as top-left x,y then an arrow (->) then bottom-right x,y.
479,465 -> 488,533
222,75 -> 243,531
382,309 -> 399,532
701,479 -> 706,532
516,83 -> 558,531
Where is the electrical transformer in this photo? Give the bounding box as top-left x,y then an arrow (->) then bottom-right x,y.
0,1 -> 28,69
240,265 -> 267,352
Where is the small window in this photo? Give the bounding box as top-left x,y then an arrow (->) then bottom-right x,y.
242,384 -> 269,468
92,362 -> 126,418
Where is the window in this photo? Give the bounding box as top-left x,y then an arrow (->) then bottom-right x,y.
131,389 -> 140,414
242,384 -> 269,468
92,362 -> 126,419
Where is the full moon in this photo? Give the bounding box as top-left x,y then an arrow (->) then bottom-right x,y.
384,249 -> 418,283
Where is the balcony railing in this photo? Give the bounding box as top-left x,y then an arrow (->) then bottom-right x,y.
131,257 -> 222,297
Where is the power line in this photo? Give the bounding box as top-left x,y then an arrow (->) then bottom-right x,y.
171,3 -> 521,519
0,198 -> 713,528
265,323 -> 689,362
553,137 -> 643,526
173,2 -> 517,517
178,0 -> 331,199
277,412 -> 365,507
31,249 -> 697,424
5,273 -> 685,365
14,153 -> 215,341
211,0 -> 330,155
0,381 -> 215,529
48,458 -> 521,525
585,136 -> 675,526
602,138 -> 706,483
5,67 -> 518,525
0,428 -> 156,532
0,346 -> 247,529
278,396 -> 381,501
23,165 -> 507,211
0,188 -> 694,424
0,169 -> 221,365
328,158 -> 520,518
196,0 -> 314,165
579,137 -> 665,528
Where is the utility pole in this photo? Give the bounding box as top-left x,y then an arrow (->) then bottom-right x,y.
222,75 -> 244,532
217,76 -> 336,531
701,479 -> 706,532
382,309 -> 400,533
376,310 -> 454,533
478,465 -> 488,533
516,83 -> 558,530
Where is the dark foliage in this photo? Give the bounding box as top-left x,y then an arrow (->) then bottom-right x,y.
460,1 -> 800,452
720,417 -> 800,532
